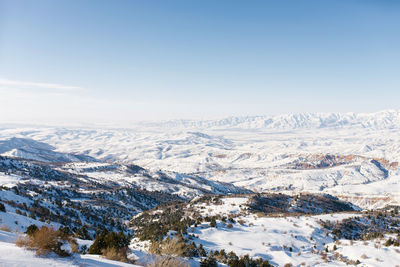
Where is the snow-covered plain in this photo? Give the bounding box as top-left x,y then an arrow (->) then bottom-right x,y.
1,110 -> 399,208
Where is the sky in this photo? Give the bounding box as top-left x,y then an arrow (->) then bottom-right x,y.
0,0 -> 399,125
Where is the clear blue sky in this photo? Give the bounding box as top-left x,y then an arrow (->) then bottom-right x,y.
0,0 -> 399,124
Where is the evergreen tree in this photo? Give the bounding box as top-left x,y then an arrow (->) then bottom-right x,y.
25,224 -> 39,236
0,203 -> 5,212
200,256 -> 218,267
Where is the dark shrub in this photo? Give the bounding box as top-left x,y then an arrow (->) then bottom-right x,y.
74,225 -> 92,240
210,218 -> 217,228
88,229 -> 109,254
0,203 -> 5,212
88,230 -> 129,256
18,226 -> 70,257
25,224 -> 39,236
200,256 -> 218,267
58,226 -> 72,239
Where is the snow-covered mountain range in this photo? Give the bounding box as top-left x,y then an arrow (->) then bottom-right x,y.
0,110 -> 399,209
135,109 -> 400,130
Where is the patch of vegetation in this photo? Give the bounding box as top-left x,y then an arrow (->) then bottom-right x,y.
385,236 -> 400,247
16,225 -> 72,257
0,225 -> 12,232
321,212 -> 400,240
200,256 -> 218,267
130,203 -> 194,241
208,250 -> 273,267
88,229 -> 130,262
249,193 -> 354,215
149,234 -> 199,257
146,255 -> 190,267
25,224 -> 39,236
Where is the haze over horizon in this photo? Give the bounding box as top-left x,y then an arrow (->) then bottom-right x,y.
1,0 -> 399,125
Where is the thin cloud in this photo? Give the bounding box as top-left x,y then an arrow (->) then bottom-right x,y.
0,78 -> 85,92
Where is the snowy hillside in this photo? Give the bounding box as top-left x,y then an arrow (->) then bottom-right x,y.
129,194 -> 400,266
0,230 -> 140,267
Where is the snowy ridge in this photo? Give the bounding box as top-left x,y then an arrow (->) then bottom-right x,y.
0,137 -> 97,163
136,110 -> 400,130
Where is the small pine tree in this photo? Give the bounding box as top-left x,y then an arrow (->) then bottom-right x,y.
88,230 -> 129,255
74,225 -> 91,240
0,203 -> 5,212
210,218 -> 217,228
200,256 -> 218,267
25,224 -> 39,236
58,226 -> 72,239
88,229 -> 109,254
198,244 -> 207,257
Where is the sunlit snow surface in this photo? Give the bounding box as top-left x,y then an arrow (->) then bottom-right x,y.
129,196 -> 400,266
0,173 -> 22,188
190,211 -> 400,267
